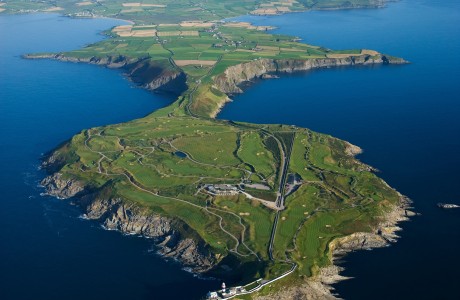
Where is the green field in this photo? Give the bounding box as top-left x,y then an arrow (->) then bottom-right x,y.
1,0 -> 388,24
46,113 -> 403,287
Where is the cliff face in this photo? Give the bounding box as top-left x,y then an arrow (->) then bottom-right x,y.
25,54 -> 187,94
41,173 -> 85,199
80,195 -> 216,272
214,55 -> 406,94
40,172 -> 216,273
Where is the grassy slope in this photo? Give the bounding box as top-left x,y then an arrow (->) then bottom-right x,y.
52,112 -> 402,283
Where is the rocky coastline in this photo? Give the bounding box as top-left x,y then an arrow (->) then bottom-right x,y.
41,172 -> 216,273
36,50 -> 413,298
253,141 -> 414,299
25,52 -> 407,119
210,54 -> 407,117
255,194 -> 413,300
40,147 -> 414,299
214,55 -> 406,94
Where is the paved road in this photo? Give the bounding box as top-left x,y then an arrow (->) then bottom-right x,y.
267,132 -> 295,261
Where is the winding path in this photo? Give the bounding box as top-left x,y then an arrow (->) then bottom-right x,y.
83,130 -> 260,259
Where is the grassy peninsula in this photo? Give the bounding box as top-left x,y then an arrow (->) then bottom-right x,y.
4,0 -> 411,298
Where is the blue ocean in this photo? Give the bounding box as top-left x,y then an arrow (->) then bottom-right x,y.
0,0 -> 459,298
0,14 -> 215,299
221,0 -> 460,298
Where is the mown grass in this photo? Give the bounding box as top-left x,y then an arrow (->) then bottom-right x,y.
289,133 -> 320,181
172,131 -> 241,166
238,132 -> 276,178
273,184 -> 320,260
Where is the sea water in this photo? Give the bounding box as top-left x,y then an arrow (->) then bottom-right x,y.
1,0 -> 459,298
220,0 -> 460,298
0,14 -> 216,299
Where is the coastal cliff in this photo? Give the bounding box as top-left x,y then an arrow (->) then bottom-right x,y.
25,52 -> 407,119
40,141 -> 413,299
207,54 -> 407,117
214,55 -> 406,94
24,54 -> 187,94
40,172 -> 216,273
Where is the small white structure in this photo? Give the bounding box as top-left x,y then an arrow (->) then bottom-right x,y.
206,291 -> 219,299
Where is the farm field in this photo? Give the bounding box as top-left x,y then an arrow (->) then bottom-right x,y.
1,0 -> 388,23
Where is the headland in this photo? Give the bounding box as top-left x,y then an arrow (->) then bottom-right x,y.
4,0 -> 412,298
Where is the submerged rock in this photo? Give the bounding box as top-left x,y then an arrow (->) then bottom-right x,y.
438,203 -> 460,209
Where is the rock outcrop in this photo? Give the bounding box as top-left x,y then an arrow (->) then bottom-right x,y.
80,195 -> 216,272
41,173 -> 84,199
40,172 -> 216,273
